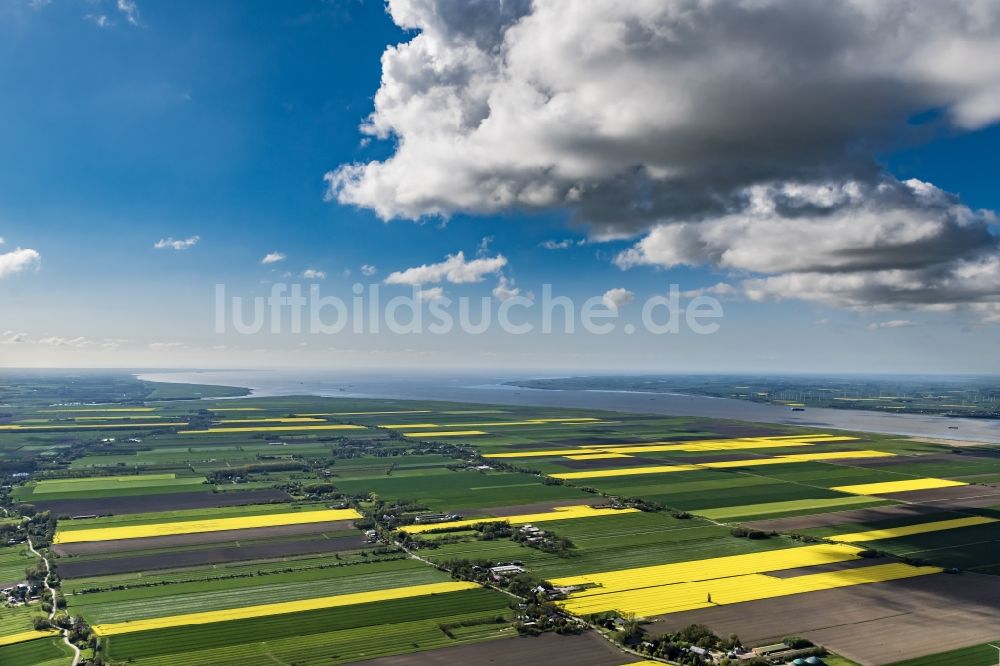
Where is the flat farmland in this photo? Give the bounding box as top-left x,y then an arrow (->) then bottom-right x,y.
54,533 -> 367,578
647,572 -> 1000,665
7,385 -> 999,666
32,488 -> 292,517
0,544 -> 36,586
73,558 -> 449,624
0,637 -> 74,666
332,468 -> 592,509
347,631 -> 635,666
103,588 -> 511,663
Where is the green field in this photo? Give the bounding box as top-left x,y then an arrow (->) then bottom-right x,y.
0,637 -> 74,666
4,374 -> 1000,666
104,588 -> 510,662
886,641 -> 1000,666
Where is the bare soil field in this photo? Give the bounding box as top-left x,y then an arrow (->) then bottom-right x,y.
744,504 -> 946,532
33,489 -> 291,517
646,572 -> 1000,665
345,631 -> 630,666
55,534 -> 367,578
51,520 -> 356,555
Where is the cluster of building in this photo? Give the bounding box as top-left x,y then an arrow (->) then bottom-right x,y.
1,582 -> 40,606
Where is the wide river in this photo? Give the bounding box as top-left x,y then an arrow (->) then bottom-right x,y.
139,370 -> 1000,444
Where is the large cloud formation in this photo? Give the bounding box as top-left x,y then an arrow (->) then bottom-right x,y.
327,0 -> 1000,313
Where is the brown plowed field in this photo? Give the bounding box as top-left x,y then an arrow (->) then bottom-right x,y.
51,520 -> 356,555
646,572 -> 1000,665
32,489 -> 291,517
56,534 -> 366,578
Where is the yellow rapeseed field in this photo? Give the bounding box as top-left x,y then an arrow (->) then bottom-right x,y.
54,508 -> 362,544
207,407 -> 261,411
0,422 -> 186,431
297,410 -> 432,416
178,424 -> 365,434
401,430 -> 487,437
91,581 -> 480,636
549,543 -> 863,595
400,505 -> 639,534
384,417 -> 606,429
552,465 -> 700,480
39,407 -> 156,412
484,434 -> 858,459
558,562 -> 940,617
830,478 -> 966,495
73,415 -> 163,420
217,417 -> 325,423
380,423 -> 442,429
829,516 -> 999,543
0,629 -> 61,647
551,450 -> 893,479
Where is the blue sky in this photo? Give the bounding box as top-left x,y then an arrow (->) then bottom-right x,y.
2,0 -> 999,373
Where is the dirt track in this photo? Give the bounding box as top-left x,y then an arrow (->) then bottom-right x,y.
345,631 -> 630,666
646,572 -> 1000,665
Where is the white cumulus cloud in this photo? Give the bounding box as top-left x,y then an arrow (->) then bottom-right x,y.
302,268 -> 327,280
360,264 -> 378,276
0,247 -> 41,278
602,288 -> 635,311
326,0 -> 1000,318
385,251 -> 507,286
867,320 -> 917,330
154,236 -> 199,250
261,251 -> 287,264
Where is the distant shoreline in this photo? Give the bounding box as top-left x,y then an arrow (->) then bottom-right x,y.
137,370 -> 1000,444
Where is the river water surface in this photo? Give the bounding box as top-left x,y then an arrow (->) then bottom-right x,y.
139,370 -> 1000,444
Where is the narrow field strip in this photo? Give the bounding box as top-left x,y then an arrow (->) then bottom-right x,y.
206,408 -> 261,411
53,508 -> 362,543
178,424 -> 366,434
380,423 -> 442,429
831,478 -> 967,496
0,422 -> 186,431
829,516 -> 999,543
385,418 -> 607,429
549,543 -> 863,595
216,417 -> 326,423
695,495 -> 880,520
39,407 -> 156,413
400,505 -> 640,533
401,430 -> 487,437
564,453 -> 635,460
73,416 -> 163,420
558,562 -> 941,617
0,630 -> 61,647
37,473 -> 176,486
552,465 -> 701,480
91,581 -> 482,636
551,450 -> 893,479
297,410 -> 433,416
484,434 -> 858,459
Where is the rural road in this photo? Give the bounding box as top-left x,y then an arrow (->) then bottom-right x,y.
26,538 -> 81,666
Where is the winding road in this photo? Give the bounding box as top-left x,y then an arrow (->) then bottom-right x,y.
26,537 -> 80,666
